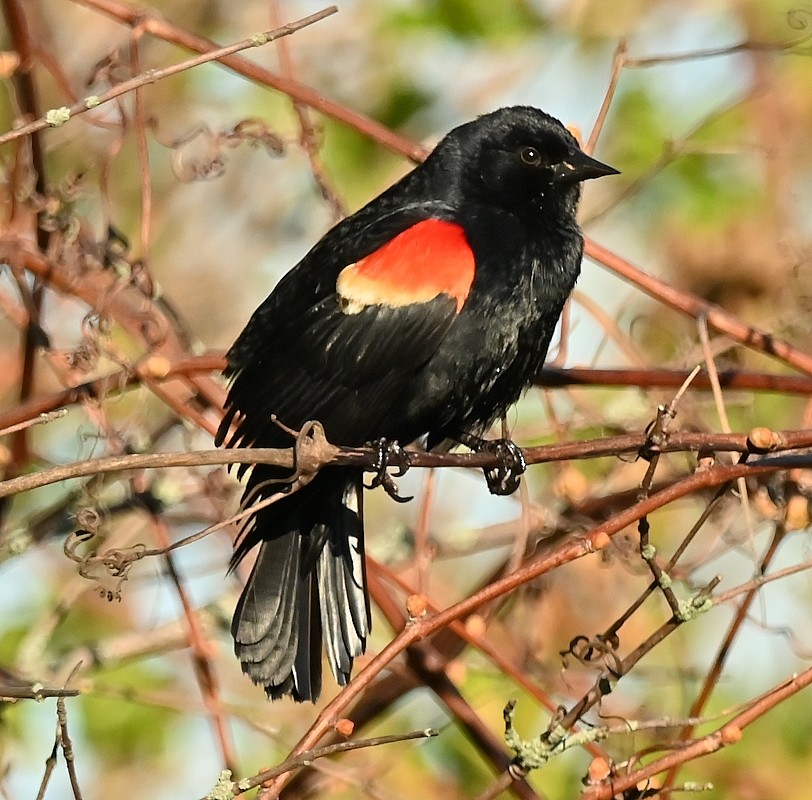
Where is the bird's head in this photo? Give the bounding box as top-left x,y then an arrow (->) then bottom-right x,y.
440,106 -> 619,217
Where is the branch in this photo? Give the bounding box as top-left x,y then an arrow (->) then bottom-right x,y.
0,686 -> 80,700
4,359 -> 811,444
2,425 -> 811,500
585,239 -> 812,375
254,455 -> 800,797
0,7 -> 339,147
535,366 -> 812,394
205,728 -> 438,799
68,0 -> 427,161
581,666 -> 812,799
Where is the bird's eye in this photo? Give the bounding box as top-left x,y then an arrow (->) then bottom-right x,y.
520,146 -> 543,166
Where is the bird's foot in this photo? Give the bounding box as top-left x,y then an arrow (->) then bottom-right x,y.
365,438 -> 413,503
482,438 -> 526,496
460,433 -> 527,496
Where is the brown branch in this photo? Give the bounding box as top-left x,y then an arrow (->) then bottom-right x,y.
581,666 -> 812,800
4,359 -> 811,447
3,425 -> 811,500
713,556 -> 812,606
255,456 -> 797,797
0,7 -> 340,147
585,238 -> 812,375
535,366 -> 812,394
1,0 -> 46,192
67,0 -> 427,162
0,448 -> 296,499
149,515 -> 237,775
2,0 -> 49,468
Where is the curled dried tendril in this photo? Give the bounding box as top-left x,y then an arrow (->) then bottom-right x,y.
74,506 -> 103,533
86,49 -> 131,89
161,118 -> 286,182
64,527 -> 148,601
561,633 -> 621,673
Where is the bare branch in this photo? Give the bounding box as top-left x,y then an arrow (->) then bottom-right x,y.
0,7 -> 339,146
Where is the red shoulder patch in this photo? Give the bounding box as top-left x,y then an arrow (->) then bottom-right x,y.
336,219 -> 475,313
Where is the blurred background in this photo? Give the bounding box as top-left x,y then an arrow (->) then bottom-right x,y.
1,1 -> 812,798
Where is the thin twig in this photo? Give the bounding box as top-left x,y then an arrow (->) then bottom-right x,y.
223,728 -> 438,797
0,686 -> 80,700
582,666 -> 812,800
0,7 -> 340,146
585,238 -> 812,376
413,467 -> 436,596
697,314 -> 755,548
535,365 -> 812,394
129,26 -> 155,288
68,0 -> 427,161
624,31 -> 812,67
0,408 -> 67,438
584,39 -> 627,155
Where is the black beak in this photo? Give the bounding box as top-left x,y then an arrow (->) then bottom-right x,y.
552,149 -> 620,184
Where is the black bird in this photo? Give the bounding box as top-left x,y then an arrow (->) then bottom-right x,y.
218,106 -> 618,701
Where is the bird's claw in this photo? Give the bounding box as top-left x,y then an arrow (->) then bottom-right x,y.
365,438 -> 413,503
480,438 -> 527,496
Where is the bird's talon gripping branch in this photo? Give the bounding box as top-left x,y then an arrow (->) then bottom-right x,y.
458,432 -> 527,495
482,438 -> 527,496
365,438 -> 413,502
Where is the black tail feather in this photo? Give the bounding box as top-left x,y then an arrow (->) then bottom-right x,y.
231,469 -> 368,701
291,577 -> 322,702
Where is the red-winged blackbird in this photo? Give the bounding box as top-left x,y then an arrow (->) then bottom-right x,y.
218,106 -> 618,701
